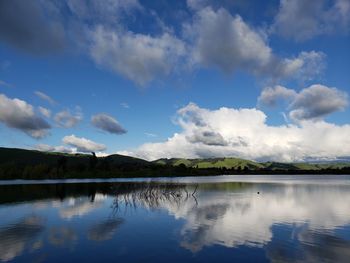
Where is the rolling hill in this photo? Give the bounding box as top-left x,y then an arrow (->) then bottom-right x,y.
153,157 -> 350,171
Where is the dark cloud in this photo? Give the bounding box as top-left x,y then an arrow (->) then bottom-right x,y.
289,84 -> 348,121
0,0 -> 65,54
186,7 -> 325,81
91,113 -> 126,135
0,93 -> 51,138
258,85 -> 297,107
187,130 -> 228,146
258,84 -> 348,122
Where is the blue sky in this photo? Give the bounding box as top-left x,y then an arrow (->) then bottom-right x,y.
0,0 -> 349,161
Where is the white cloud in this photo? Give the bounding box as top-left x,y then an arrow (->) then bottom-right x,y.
120,102 -> 129,109
89,26 -> 186,86
38,106 -> 51,118
35,143 -> 75,153
119,102 -> 350,162
0,93 -> 51,138
186,7 -> 325,80
62,134 -> 106,152
272,0 -> 350,41
259,84 -> 348,122
54,108 -> 82,128
34,91 -> 56,105
59,196 -> 105,219
91,113 -> 126,134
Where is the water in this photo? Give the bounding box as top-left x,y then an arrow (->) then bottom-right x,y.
1,175 -> 350,262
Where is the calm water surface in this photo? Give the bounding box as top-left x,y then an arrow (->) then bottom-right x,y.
1,175 -> 350,262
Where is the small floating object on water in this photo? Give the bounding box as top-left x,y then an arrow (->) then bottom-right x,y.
257,191 -> 260,194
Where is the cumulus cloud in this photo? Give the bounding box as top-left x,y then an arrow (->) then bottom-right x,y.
258,85 -> 297,107
89,26 -> 186,85
91,113 -> 126,135
0,93 -> 51,138
119,102 -> 350,162
38,106 -> 51,118
259,84 -> 348,121
272,0 -> 350,41
54,109 -> 82,128
289,84 -> 348,122
0,0 -> 65,54
35,91 -> 56,105
278,51 -> 326,82
186,7 -> 325,80
188,8 -> 272,73
62,135 -> 106,152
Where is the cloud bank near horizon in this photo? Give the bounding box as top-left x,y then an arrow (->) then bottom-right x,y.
118,101 -> 350,162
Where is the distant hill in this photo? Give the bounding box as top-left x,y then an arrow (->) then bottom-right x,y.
154,157 -> 350,171
0,147 -> 349,179
153,157 -> 264,170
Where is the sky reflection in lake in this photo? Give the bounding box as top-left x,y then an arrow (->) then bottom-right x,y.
0,178 -> 350,262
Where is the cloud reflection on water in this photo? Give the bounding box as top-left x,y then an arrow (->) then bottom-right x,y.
0,216 -> 44,262
159,184 -> 350,254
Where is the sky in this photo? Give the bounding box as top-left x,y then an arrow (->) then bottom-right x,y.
0,0 -> 349,162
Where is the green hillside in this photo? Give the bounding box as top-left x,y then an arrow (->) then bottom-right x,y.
154,157 -> 264,170
154,157 -> 350,171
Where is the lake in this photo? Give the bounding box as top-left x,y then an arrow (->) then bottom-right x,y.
1,175 -> 350,262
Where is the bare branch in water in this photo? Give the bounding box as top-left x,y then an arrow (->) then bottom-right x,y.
110,182 -> 198,213
192,184 -> 198,196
